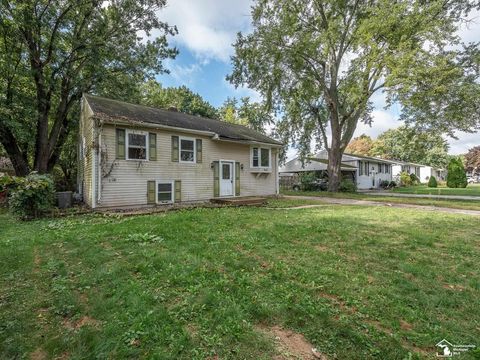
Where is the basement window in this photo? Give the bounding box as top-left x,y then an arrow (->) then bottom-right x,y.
157,182 -> 173,203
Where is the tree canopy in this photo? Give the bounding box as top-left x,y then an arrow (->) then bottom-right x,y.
345,134 -> 375,156
464,146 -> 480,175
228,0 -> 480,191
371,126 -> 450,168
139,80 -> 218,119
0,0 -> 177,176
217,97 -> 273,133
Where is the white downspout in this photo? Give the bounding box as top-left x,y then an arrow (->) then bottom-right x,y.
91,146 -> 96,209
97,132 -> 102,204
91,123 -> 97,209
275,152 -> 279,195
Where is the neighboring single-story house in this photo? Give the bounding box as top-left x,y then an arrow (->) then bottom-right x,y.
339,152 -> 397,189
392,162 -> 422,180
78,95 -> 282,208
392,161 -> 446,183
419,166 -> 447,182
280,156 -> 358,175
280,151 -> 397,190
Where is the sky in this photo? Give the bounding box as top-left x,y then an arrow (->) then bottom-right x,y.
156,0 -> 480,159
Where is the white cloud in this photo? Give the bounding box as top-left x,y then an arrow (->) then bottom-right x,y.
221,78 -> 262,102
159,0 -> 252,62
458,9 -> 480,43
447,131 -> 480,155
354,110 -> 402,139
165,61 -> 202,86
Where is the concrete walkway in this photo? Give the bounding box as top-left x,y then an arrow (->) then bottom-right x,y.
361,191 -> 480,201
284,195 -> 480,216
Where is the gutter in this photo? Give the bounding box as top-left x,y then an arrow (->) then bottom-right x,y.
212,137 -> 283,148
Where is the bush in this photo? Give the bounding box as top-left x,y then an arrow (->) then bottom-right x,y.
9,173 -> 55,220
0,175 -> 21,193
389,181 -> 397,188
299,172 -> 317,191
339,178 -> 357,193
409,173 -> 419,184
428,176 -> 438,188
380,180 -> 390,189
446,158 -> 467,188
399,172 -> 412,186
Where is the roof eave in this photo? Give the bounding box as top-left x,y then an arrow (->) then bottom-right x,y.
94,115 -> 282,147
214,136 -> 283,148
95,115 -> 217,137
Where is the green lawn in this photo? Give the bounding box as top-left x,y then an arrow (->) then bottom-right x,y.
282,190 -> 480,211
1,203 -> 479,359
392,184 -> 480,197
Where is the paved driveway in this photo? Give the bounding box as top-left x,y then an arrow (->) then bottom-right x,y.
284,195 -> 480,216
363,192 -> 480,201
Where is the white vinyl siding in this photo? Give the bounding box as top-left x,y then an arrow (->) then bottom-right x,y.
96,124 -> 278,207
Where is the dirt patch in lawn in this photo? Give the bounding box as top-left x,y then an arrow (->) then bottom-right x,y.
400,320 -> 413,331
442,283 -> 466,291
63,315 -> 101,330
256,325 -> 327,360
30,348 -> 47,360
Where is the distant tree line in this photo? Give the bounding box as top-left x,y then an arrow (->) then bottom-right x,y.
345,126 -> 451,168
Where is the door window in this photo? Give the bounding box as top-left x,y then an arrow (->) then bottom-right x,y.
222,163 -> 231,179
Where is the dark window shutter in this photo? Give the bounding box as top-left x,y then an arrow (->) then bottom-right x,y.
174,180 -> 181,202
235,162 -> 240,196
213,161 -> 219,197
196,139 -> 202,163
171,136 -> 179,162
149,133 -> 157,161
147,181 -> 155,204
116,129 -> 125,160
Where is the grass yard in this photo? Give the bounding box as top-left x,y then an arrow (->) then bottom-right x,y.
1,202 -> 479,359
282,190 -> 480,211
392,184 -> 480,197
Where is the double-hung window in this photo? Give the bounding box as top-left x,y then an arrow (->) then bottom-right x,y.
378,163 -> 383,173
359,161 -> 364,176
127,131 -> 148,160
385,164 -> 390,174
252,147 -> 270,168
157,181 -> 173,203
180,137 -> 195,163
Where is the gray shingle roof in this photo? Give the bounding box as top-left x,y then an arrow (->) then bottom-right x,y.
85,94 -> 282,146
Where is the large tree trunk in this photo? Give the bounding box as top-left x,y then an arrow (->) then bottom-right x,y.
327,141 -> 343,192
0,124 -> 30,176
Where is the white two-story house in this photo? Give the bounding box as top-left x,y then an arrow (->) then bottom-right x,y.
78,95 -> 282,208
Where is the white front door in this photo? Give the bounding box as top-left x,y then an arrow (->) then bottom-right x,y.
220,161 -> 234,196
